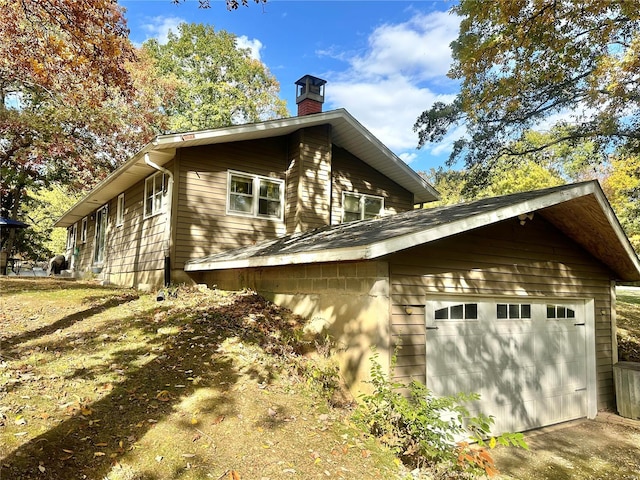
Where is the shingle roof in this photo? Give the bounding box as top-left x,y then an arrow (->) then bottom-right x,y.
185,181 -> 640,281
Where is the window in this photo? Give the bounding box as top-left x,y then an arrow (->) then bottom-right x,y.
435,303 -> 478,320
81,217 -> 88,243
144,172 -> 165,218
227,171 -> 283,219
342,192 -> 383,222
93,205 -> 108,264
116,193 -> 125,226
497,303 -> 531,319
66,223 -> 77,250
546,305 -> 575,319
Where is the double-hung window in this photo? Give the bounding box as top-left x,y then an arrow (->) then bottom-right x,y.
144,172 -> 165,218
342,192 -> 384,222
227,171 -> 283,220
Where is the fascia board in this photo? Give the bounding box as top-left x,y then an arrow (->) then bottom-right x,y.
365,182 -> 599,259
53,146 -> 172,227
184,246 -> 370,272
590,185 -> 640,278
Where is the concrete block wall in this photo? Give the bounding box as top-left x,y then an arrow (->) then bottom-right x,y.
198,260 -> 391,393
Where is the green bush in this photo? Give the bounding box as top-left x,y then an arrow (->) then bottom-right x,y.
355,351 -> 527,477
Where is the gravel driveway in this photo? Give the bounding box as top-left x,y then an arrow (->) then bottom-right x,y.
492,413 -> 640,479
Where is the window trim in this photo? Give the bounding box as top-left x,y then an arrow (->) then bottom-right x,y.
93,204 -> 108,265
226,170 -> 284,220
144,172 -> 166,219
116,193 -> 125,227
80,217 -> 88,244
66,223 -> 77,250
341,191 -> 384,223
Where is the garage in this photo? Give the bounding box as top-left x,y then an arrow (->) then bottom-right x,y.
425,297 -> 597,434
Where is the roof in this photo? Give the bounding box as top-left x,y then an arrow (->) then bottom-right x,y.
0,218 -> 29,228
54,109 -> 439,227
185,181 -> 640,282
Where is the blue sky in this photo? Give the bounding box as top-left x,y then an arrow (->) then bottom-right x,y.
120,0 -> 462,173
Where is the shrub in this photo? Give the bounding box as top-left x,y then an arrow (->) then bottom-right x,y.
355,351 -> 527,477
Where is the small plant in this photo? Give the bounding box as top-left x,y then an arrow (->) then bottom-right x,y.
355,350 -> 527,477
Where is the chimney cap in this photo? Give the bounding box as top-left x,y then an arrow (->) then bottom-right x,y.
295,74 -> 327,88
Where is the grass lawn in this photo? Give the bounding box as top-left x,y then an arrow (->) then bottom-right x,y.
0,278 -> 399,480
2,279 -> 639,480
617,286 -> 640,362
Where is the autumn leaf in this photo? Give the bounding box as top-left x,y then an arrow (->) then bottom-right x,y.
156,390 -> 172,402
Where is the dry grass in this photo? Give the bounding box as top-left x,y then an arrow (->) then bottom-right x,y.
0,278 -> 399,480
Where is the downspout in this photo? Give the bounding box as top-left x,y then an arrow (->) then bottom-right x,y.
145,153 -> 174,287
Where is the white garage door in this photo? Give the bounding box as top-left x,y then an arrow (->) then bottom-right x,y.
425,297 -> 594,434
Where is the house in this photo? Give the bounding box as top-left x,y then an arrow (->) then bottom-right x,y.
55,75 -> 640,434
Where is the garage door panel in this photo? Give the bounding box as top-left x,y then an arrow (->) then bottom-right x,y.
426,297 -> 589,434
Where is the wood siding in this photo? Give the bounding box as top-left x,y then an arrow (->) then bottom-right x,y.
388,215 -> 617,410
71,165 -> 172,287
331,146 -> 413,224
174,137 -> 290,269
285,126 -> 332,233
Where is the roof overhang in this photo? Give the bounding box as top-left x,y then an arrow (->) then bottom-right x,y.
185,181 -> 640,282
55,109 -> 438,227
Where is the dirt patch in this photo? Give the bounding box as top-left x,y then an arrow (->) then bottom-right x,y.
492,415 -> 640,479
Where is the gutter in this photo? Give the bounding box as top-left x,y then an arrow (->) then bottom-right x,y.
145,152 -> 174,287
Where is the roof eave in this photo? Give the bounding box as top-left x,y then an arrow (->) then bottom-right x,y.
55,110 -> 438,227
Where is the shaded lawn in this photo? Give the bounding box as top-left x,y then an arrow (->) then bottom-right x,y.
0,278 -> 398,480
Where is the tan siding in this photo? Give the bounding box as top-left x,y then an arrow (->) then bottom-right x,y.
174,138 -> 289,269
285,132 -> 301,234
285,126 -> 332,234
331,146 -> 413,224
388,216 -> 617,410
73,165 -> 172,287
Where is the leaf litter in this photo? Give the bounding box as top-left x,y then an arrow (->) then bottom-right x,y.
0,278 -> 399,479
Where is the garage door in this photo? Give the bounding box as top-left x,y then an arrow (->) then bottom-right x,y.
425,297 -> 593,434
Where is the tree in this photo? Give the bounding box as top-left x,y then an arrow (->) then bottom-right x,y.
12,187 -> 83,261
172,0 -> 266,9
143,22 -> 287,133
415,0 -> 640,189
602,155 -> 640,253
421,155 -> 563,207
1,1 -> 173,258
1,0 -> 134,102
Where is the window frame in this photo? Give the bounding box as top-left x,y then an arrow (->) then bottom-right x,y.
434,303 -> 479,321
80,217 -> 88,244
341,192 -> 384,223
116,193 -> 125,227
93,204 -> 108,265
226,170 -> 284,220
66,223 -> 77,250
144,172 -> 166,219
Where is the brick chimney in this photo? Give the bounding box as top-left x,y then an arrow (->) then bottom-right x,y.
295,75 -> 326,116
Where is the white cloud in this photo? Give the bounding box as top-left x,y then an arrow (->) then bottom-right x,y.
141,16 -> 184,45
237,36 -> 263,61
350,11 -> 460,81
328,77 -> 456,153
321,10 -> 461,163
